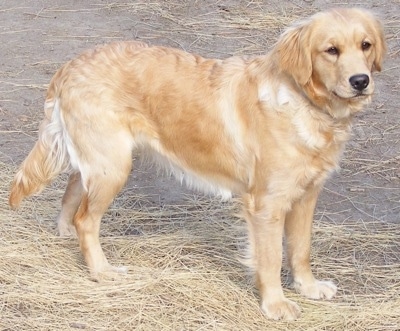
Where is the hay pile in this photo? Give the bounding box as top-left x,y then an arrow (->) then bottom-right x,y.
1,161 -> 399,330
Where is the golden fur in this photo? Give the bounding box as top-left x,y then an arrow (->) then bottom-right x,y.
9,8 -> 386,320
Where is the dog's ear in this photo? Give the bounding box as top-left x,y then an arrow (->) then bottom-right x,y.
370,16 -> 387,72
276,22 -> 312,86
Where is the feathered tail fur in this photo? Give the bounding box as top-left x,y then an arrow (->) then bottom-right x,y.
9,96 -> 70,209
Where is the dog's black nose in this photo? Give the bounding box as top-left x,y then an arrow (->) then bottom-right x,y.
349,74 -> 370,91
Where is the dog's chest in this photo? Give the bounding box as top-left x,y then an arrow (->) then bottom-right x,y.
292,114 -> 351,187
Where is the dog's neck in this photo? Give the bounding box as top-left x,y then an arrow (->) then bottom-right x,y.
303,79 -> 371,121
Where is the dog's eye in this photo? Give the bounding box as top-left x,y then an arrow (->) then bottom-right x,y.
326,46 -> 339,55
362,41 -> 372,51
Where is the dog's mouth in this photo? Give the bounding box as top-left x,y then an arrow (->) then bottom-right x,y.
332,91 -> 371,100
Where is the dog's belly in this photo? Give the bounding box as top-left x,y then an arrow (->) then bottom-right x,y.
143,149 -> 234,200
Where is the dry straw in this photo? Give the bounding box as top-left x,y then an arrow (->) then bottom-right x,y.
1,160 -> 399,330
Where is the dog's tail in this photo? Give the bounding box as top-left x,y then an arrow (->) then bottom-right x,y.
9,93 -> 70,209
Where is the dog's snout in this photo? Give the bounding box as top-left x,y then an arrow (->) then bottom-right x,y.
349,74 -> 370,91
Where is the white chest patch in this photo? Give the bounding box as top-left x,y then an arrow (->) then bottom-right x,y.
277,84 -> 291,106
258,82 -> 292,108
292,111 -> 327,150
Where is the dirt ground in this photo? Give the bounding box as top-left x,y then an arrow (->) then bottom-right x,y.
0,0 -> 399,330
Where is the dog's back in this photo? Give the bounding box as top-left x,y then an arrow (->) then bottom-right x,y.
10,41 -> 257,208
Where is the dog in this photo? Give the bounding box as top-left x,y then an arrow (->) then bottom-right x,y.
9,8 -> 385,320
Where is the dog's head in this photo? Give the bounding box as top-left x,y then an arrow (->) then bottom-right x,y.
276,8 -> 386,116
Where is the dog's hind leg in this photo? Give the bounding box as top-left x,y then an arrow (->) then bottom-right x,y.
72,146 -> 132,281
57,172 -> 83,237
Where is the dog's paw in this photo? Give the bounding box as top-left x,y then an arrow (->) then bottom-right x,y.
261,297 -> 301,321
294,279 -> 337,300
57,215 -> 77,238
57,222 -> 77,238
90,264 -> 128,282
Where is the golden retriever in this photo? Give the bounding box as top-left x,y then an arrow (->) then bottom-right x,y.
9,8 -> 386,320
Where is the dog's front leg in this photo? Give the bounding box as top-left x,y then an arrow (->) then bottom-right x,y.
285,186 -> 337,300
243,195 -> 301,321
